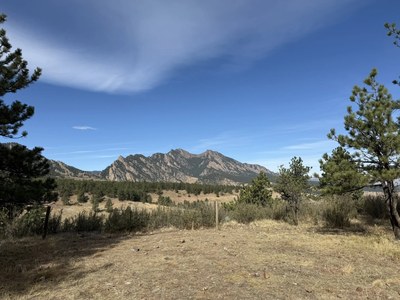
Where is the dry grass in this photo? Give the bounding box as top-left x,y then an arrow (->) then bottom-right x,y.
52,190 -> 239,221
51,190 -> 239,222
149,190 -> 239,204
51,197 -> 160,220
1,220 -> 400,299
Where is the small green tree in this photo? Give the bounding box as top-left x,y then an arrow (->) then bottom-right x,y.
91,193 -> 103,212
158,195 -> 173,206
61,191 -> 71,205
91,197 -> 99,213
328,69 -> 400,239
105,198 -> 113,213
77,191 -> 89,203
92,193 -> 104,203
237,172 -> 273,206
318,147 -> 368,200
275,157 -> 310,225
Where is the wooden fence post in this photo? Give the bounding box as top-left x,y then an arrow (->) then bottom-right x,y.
215,201 -> 219,230
42,206 -> 51,239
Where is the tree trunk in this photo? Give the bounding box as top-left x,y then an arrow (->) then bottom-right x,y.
292,201 -> 299,226
382,180 -> 400,240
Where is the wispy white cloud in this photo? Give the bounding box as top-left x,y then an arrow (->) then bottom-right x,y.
283,140 -> 336,150
48,147 -> 128,156
92,155 -> 118,159
72,126 -> 97,131
6,0 -> 362,93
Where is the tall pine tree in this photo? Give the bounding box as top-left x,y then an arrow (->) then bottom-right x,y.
0,14 -> 56,216
327,69 -> 400,239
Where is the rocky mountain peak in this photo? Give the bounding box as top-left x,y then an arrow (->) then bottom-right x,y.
101,148 -> 275,184
49,148 -> 276,184
168,148 -> 193,159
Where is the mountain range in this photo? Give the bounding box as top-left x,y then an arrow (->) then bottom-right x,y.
49,149 -> 275,185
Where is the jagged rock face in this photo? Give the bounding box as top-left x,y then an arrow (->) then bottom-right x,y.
5,143 -> 274,184
49,161 -> 101,180
101,149 -> 275,184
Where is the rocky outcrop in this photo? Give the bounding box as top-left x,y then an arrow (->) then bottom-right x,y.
49,160 -> 101,180
101,149 -> 275,184
47,149 -> 275,184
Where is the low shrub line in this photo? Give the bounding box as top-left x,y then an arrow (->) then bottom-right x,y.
0,193 -> 393,238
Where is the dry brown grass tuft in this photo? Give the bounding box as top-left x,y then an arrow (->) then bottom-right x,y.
1,219 -> 400,299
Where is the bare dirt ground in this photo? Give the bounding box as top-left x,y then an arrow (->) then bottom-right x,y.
1,220 -> 400,299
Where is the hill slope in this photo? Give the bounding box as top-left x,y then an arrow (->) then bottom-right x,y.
49,161 -> 101,180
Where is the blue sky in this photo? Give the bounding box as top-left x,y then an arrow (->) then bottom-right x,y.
2,0 -> 400,172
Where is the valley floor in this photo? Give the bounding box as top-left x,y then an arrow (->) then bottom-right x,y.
1,220 -> 400,299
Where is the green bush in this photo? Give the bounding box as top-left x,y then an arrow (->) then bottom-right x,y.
47,210 -> 63,234
77,192 -> 89,203
105,198 -> 113,213
104,206 -> 150,233
61,192 -> 71,205
322,197 -> 356,228
158,196 -> 173,206
63,211 -> 103,232
148,201 -> 219,230
228,203 -> 262,224
0,207 -> 63,238
148,207 -> 172,229
361,194 -> 387,219
298,201 -> 321,225
224,199 -> 287,224
271,201 -> 289,221
9,207 -> 46,237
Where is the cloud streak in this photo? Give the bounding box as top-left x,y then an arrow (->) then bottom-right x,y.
5,0 -> 361,93
283,140 -> 336,150
72,126 -> 97,131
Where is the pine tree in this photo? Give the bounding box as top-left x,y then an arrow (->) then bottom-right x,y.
237,172 -> 273,206
92,197 -> 99,213
91,193 -> 103,212
385,22 -> 400,85
61,191 -> 71,205
385,22 -> 400,48
318,147 -> 368,200
77,191 -> 89,203
275,157 -> 310,225
328,69 -> 400,239
0,14 -> 41,138
0,14 -> 56,215
105,198 -> 113,213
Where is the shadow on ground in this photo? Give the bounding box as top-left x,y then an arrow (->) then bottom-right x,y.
0,232 -> 131,296
309,218 -> 393,237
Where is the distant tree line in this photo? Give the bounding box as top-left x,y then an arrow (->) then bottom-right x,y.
56,179 -> 237,203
